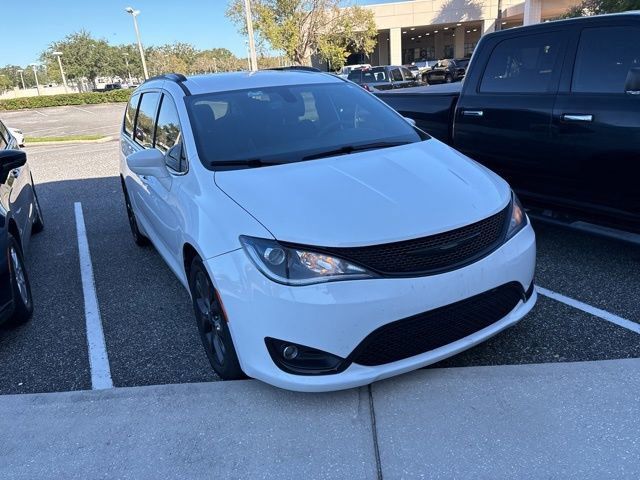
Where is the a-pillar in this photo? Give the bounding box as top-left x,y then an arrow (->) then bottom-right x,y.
390,27 -> 402,65
523,0 -> 542,25
454,25 -> 465,59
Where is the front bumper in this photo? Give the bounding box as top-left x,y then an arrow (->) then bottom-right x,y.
207,223 -> 536,392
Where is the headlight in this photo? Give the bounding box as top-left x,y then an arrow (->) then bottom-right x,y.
506,193 -> 527,239
240,236 -> 375,286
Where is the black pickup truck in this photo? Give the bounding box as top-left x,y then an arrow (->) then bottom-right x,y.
378,13 -> 640,235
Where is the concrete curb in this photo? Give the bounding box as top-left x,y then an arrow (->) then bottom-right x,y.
1,359 -> 639,479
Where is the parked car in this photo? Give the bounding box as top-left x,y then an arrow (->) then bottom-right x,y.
7,127 -> 24,147
423,59 -> 466,84
104,83 -> 123,92
338,64 -> 371,78
377,12 -> 640,234
0,119 -> 44,326
119,70 -> 536,392
347,65 -> 418,91
405,65 -> 421,80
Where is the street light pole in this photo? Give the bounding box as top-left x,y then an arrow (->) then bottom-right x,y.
17,70 -> 26,90
52,51 -> 68,93
123,53 -> 133,84
243,0 -> 258,71
125,7 -> 149,80
30,64 -> 41,96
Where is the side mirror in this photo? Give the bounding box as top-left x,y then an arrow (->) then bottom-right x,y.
126,148 -> 169,179
0,149 -> 27,183
403,117 -> 417,127
625,67 -> 640,95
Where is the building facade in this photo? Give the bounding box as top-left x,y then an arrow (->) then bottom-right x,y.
364,0 -> 580,65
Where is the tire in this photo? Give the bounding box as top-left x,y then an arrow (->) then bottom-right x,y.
188,256 -> 245,380
422,74 -> 429,85
6,234 -> 34,325
31,183 -> 44,234
445,74 -> 452,83
122,183 -> 149,246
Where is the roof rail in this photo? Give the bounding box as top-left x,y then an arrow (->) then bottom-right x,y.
267,66 -> 321,73
143,73 -> 190,95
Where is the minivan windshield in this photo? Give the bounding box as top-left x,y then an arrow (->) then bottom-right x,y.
186,81 -> 428,170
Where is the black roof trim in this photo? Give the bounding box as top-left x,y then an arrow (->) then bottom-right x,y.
267,66 -> 322,73
143,73 -> 190,95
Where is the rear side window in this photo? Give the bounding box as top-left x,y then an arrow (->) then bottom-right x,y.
134,92 -> 161,148
391,68 -> 403,82
572,26 -> 640,93
480,32 -> 564,93
155,95 -> 185,172
347,70 -> 362,82
123,93 -> 140,137
401,67 -> 413,79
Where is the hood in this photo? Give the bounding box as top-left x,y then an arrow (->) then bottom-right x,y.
214,140 -> 511,247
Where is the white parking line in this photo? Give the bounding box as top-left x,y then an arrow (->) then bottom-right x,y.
537,286 -> 640,334
33,110 -> 48,117
70,106 -> 95,114
74,202 -> 113,389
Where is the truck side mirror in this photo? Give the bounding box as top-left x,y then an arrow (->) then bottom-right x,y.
625,67 -> 640,95
0,149 -> 27,183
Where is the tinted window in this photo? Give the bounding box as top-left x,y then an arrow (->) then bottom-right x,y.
155,95 -> 184,172
401,67 -> 413,79
370,67 -> 389,83
391,69 -> 403,81
124,93 -> 140,137
572,26 -> 640,93
480,32 -> 564,93
0,122 -> 9,149
134,92 -> 160,147
186,82 -> 427,170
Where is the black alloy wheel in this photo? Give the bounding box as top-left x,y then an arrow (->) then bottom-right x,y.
122,185 -> 149,246
188,256 -> 244,380
6,234 -> 33,325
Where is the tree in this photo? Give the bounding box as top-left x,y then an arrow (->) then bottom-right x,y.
562,0 -> 640,17
226,0 -> 378,68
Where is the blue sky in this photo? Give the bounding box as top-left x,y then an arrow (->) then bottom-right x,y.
1,1 -> 397,66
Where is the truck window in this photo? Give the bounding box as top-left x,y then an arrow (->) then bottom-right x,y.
480,32 -> 564,93
391,69 -> 403,82
572,26 -> 640,94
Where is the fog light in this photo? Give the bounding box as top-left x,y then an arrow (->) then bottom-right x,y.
282,345 -> 298,360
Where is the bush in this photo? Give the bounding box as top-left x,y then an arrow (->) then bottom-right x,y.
0,89 -> 132,110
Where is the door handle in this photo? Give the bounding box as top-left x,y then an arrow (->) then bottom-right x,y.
462,110 -> 484,117
561,114 -> 593,123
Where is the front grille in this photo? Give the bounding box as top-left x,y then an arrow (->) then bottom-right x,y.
350,282 -> 524,367
316,205 -> 510,276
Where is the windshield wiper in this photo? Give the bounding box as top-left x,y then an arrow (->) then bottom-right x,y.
209,158 -> 283,168
302,141 -> 411,161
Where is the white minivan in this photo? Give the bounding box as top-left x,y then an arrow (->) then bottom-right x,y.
119,70 -> 536,392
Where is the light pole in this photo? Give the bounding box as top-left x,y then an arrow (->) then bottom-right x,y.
52,51 -> 68,93
17,69 -> 26,90
125,6 -> 149,80
30,64 -> 41,96
243,0 -> 258,71
123,53 -> 133,85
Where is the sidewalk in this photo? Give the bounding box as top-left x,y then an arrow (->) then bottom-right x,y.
2,359 -> 639,479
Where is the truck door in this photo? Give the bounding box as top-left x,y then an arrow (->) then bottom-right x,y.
453,30 -> 569,200
551,23 -> 640,229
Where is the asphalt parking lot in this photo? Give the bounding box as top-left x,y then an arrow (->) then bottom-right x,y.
0,104 -> 639,395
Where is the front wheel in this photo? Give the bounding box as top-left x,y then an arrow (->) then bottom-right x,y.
6,234 -> 33,325
188,256 -> 245,380
122,183 -> 149,246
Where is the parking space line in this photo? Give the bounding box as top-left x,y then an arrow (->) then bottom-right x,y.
33,110 -> 48,117
74,202 -> 113,389
70,106 -> 94,114
537,286 -> 640,334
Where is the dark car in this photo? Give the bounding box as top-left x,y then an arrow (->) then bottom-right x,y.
348,66 -> 417,91
0,119 -> 44,326
104,83 -> 123,91
377,12 -> 640,235
424,59 -> 466,84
